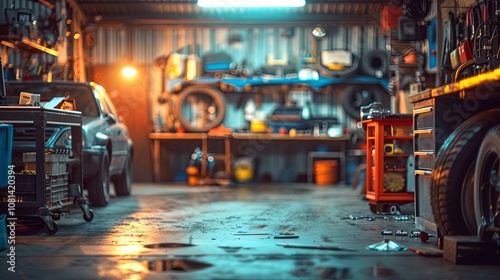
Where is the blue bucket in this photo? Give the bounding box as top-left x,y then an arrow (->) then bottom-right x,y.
0,124 -> 13,187
0,214 -> 7,251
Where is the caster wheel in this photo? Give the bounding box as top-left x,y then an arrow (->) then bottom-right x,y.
43,222 -> 59,235
369,204 -> 377,214
389,204 -> 400,215
83,209 -> 94,222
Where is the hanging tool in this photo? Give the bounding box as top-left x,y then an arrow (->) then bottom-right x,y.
458,6 -> 474,66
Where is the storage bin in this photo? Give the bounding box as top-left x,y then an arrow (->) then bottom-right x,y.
13,174 -> 36,202
314,160 -> 339,185
22,153 -> 68,174
0,124 -> 13,187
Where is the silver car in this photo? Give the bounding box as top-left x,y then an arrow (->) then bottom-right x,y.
6,80 -> 133,206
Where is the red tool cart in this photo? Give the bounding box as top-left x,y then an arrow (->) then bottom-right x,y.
362,112 -> 414,214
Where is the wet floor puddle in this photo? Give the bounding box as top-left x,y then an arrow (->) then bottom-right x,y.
144,243 -> 195,249
147,259 -> 212,272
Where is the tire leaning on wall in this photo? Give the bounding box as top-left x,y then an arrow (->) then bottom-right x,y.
175,86 -> 226,132
361,49 -> 389,78
341,84 -> 387,120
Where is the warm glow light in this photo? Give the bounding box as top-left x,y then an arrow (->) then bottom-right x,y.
1,40 -> 15,48
122,67 -> 137,78
198,0 -> 305,8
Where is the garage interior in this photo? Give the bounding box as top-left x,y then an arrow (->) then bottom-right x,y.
1,0 -> 500,279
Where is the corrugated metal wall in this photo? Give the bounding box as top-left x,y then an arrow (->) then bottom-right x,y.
91,24 -> 388,127
88,24 -> 387,182
93,25 -> 386,66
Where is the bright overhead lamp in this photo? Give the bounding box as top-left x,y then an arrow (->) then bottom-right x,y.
197,0 -> 306,8
122,66 -> 137,78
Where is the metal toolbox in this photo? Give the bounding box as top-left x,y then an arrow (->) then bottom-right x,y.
412,96 -> 460,235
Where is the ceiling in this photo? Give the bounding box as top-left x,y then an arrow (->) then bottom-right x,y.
70,0 -> 391,27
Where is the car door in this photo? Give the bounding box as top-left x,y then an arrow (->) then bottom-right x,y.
93,84 -> 129,174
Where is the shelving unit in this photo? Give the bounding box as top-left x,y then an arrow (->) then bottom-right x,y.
363,114 -> 414,214
1,2 -> 63,82
0,36 -> 59,57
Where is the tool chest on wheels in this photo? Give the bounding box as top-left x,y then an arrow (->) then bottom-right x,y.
362,113 -> 414,214
0,106 -> 93,235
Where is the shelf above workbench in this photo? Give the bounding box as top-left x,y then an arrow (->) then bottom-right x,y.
1,36 -> 59,57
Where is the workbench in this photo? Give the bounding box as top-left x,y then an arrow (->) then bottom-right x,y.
149,133 -> 231,182
149,132 -> 348,184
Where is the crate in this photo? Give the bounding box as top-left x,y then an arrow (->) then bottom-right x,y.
45,173 -> 69,203
22,152 -> 68,174
2,174 -> 36,202
0,173 -> 69,205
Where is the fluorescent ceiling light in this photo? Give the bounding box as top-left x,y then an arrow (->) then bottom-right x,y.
197,0 -> 306,8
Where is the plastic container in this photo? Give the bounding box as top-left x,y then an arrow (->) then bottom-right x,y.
0,124 -> 13,187
314,160 -> 339,185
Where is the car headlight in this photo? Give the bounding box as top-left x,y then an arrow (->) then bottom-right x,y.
54,129 -> 72,147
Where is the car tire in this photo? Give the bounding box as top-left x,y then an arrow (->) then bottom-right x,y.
86,152 -> 110,207
175,86 -> 226,132
342,85 -> 386,120
431,109 -> 500,237
361,49 -> 388,78
474,125 -> 500,242
113,153 -> 132,196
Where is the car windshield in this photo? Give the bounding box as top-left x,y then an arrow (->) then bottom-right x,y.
5,82 -> 100,116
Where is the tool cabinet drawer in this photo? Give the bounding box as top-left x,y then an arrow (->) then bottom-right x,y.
414,129 -> 435,152
414,171 -> 437,234
414,151 -> 435,170
413,101 -> 434,130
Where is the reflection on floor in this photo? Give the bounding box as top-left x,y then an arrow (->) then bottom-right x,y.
1,183 -> 499,279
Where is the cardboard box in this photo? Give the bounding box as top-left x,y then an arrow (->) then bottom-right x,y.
19,92 -> 40,105
58,99 -> 76,111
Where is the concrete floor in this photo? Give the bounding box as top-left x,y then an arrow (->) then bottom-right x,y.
1,182 -> 499,279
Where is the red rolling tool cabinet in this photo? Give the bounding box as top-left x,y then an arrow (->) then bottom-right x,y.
362,114 -> 414,214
